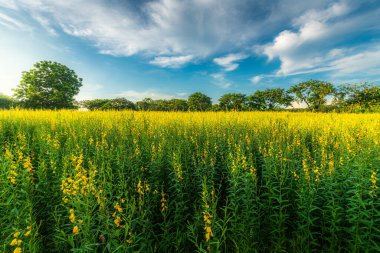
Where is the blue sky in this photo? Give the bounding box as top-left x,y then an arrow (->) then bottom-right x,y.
1,0 -> 380,103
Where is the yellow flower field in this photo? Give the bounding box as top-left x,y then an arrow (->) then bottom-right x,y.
0,110 -> 379,252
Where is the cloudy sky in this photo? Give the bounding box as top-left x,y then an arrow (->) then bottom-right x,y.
1,0 -> 380,102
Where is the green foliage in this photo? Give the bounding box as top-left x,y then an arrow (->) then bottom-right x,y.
247,88 -> 292,110
101,98 -> 136,110
136,98 -> 154,111
334,83 -> 380,110
288,80 -> 335,110
219,93 -> 246,111
0,94 -> 15,109
188,92 -> 212,111
13,61 -> 82,109
167,99 -> 188,111
81,99 -> 110,110
135,98 -> 188,111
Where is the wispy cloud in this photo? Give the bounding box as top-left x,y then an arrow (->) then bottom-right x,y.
32,14 -> 58,36
0,0 -> 341,65
0,0 -> 18,10
0,12 -> 30,30
213,53 -> 248,71
210,73 -> 232,88
149,55 -> 194,68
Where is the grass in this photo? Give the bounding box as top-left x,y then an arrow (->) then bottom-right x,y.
0,110 -> 379,252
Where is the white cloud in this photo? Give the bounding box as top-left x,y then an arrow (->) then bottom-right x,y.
0,0 -> 340,67
257,1 -> 380,80
250,75 -> 262,84
330,46 -> 380,76
213,53 -> 248,71
118,90 -> 187,102
149,55 -> 194,68
210,73 -> 232,88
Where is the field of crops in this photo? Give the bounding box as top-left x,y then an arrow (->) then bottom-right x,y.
0,110 -> 379,252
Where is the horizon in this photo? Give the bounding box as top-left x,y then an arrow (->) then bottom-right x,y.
1,0 -> 380,103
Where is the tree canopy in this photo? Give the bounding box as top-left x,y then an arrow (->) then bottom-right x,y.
247,88 -> 292,110
188,92 -> 212,111
219,93 -> 246,111
13,61 -> 82,109
288,80 -> 334,110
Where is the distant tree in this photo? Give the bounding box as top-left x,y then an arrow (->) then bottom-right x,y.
219,93 -> 246,111
101,98 -> 136,110
288,80 -> 334,110
188,92 -> 212,111
334,83 -> 380,109
211,104 -> 221,111
14,61 -> 83,109
0,94 -> 15,109
247,88 -> 292,110
136,98 -> 155,111
154,100 -> 170,111
82,99 -> 110,110
168,99 -> 188,111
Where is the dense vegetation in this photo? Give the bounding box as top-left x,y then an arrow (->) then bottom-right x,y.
80,82 -> 380,112
0,94 -> 15,109
1,110 -> 379,252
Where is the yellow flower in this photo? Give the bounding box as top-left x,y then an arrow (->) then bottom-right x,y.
69,212 -> 75,223
73,225 -> 79,234
23,157 -> 33,173
10,239 -> 18,246
13,231 -> 21,238
137,179 -> 144,196
114,216 -> 122,227
13,247 -> 22,253
114,203 -> 123,213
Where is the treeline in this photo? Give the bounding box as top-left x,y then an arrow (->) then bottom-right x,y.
2,80 -> 379,112
80,81 -> 380,112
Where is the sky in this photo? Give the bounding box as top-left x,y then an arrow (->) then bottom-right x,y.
1,0 -> 380,103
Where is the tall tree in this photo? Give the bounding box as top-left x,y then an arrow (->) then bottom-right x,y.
247,88 -> 292,110
288,80 -> 334,110
188,92 -> 212,111
14,61 -> 82,109
334,83 -> 380,109
219,93 -> 246,111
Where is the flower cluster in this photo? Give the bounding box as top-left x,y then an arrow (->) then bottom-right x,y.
203,210 -> 213,242
112,201 -> 125,228
9,228 -> 30,253
161,191 -> 168,213
137,179 -> 150,196
60,154 -> 97,203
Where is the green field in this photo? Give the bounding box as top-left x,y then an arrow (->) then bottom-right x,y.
1,110 -> 379,252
